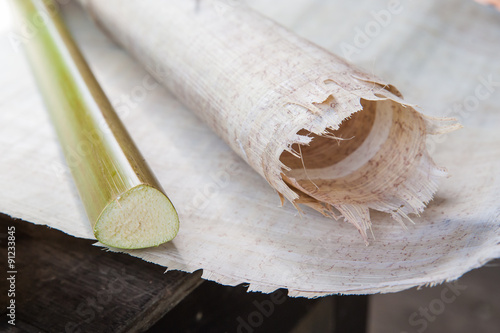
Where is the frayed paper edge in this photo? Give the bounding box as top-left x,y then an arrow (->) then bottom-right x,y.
264,73 -> 460,244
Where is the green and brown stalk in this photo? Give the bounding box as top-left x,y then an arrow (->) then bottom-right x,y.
9,0 -> 179,249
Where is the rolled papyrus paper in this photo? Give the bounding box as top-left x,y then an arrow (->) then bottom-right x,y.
78,0 -> 460,243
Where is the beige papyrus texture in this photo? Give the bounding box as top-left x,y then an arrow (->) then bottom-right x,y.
0,0 -> 498,296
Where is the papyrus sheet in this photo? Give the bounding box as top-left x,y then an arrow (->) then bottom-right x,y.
0,0 -> 498,296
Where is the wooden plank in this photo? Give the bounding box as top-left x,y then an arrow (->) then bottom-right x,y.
0,213 -> 372,332
334,295 -> 368,333
148,277 -> 369,332
0,214 -> 202,332
149,282 -> 321,332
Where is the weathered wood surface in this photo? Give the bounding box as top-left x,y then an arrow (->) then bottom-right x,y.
0,214 -> 372,332
0,214 -> 203,333
150,283 -> 369,333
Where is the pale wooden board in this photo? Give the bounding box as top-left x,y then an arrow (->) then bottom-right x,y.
0,0 -> 499,296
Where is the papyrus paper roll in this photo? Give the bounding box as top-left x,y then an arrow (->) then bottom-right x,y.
79,0 -> 459,242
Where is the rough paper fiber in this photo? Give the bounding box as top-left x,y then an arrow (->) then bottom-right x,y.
0,0 -> 499,297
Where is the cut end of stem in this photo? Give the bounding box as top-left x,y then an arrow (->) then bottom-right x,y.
94,185 -> 179,249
